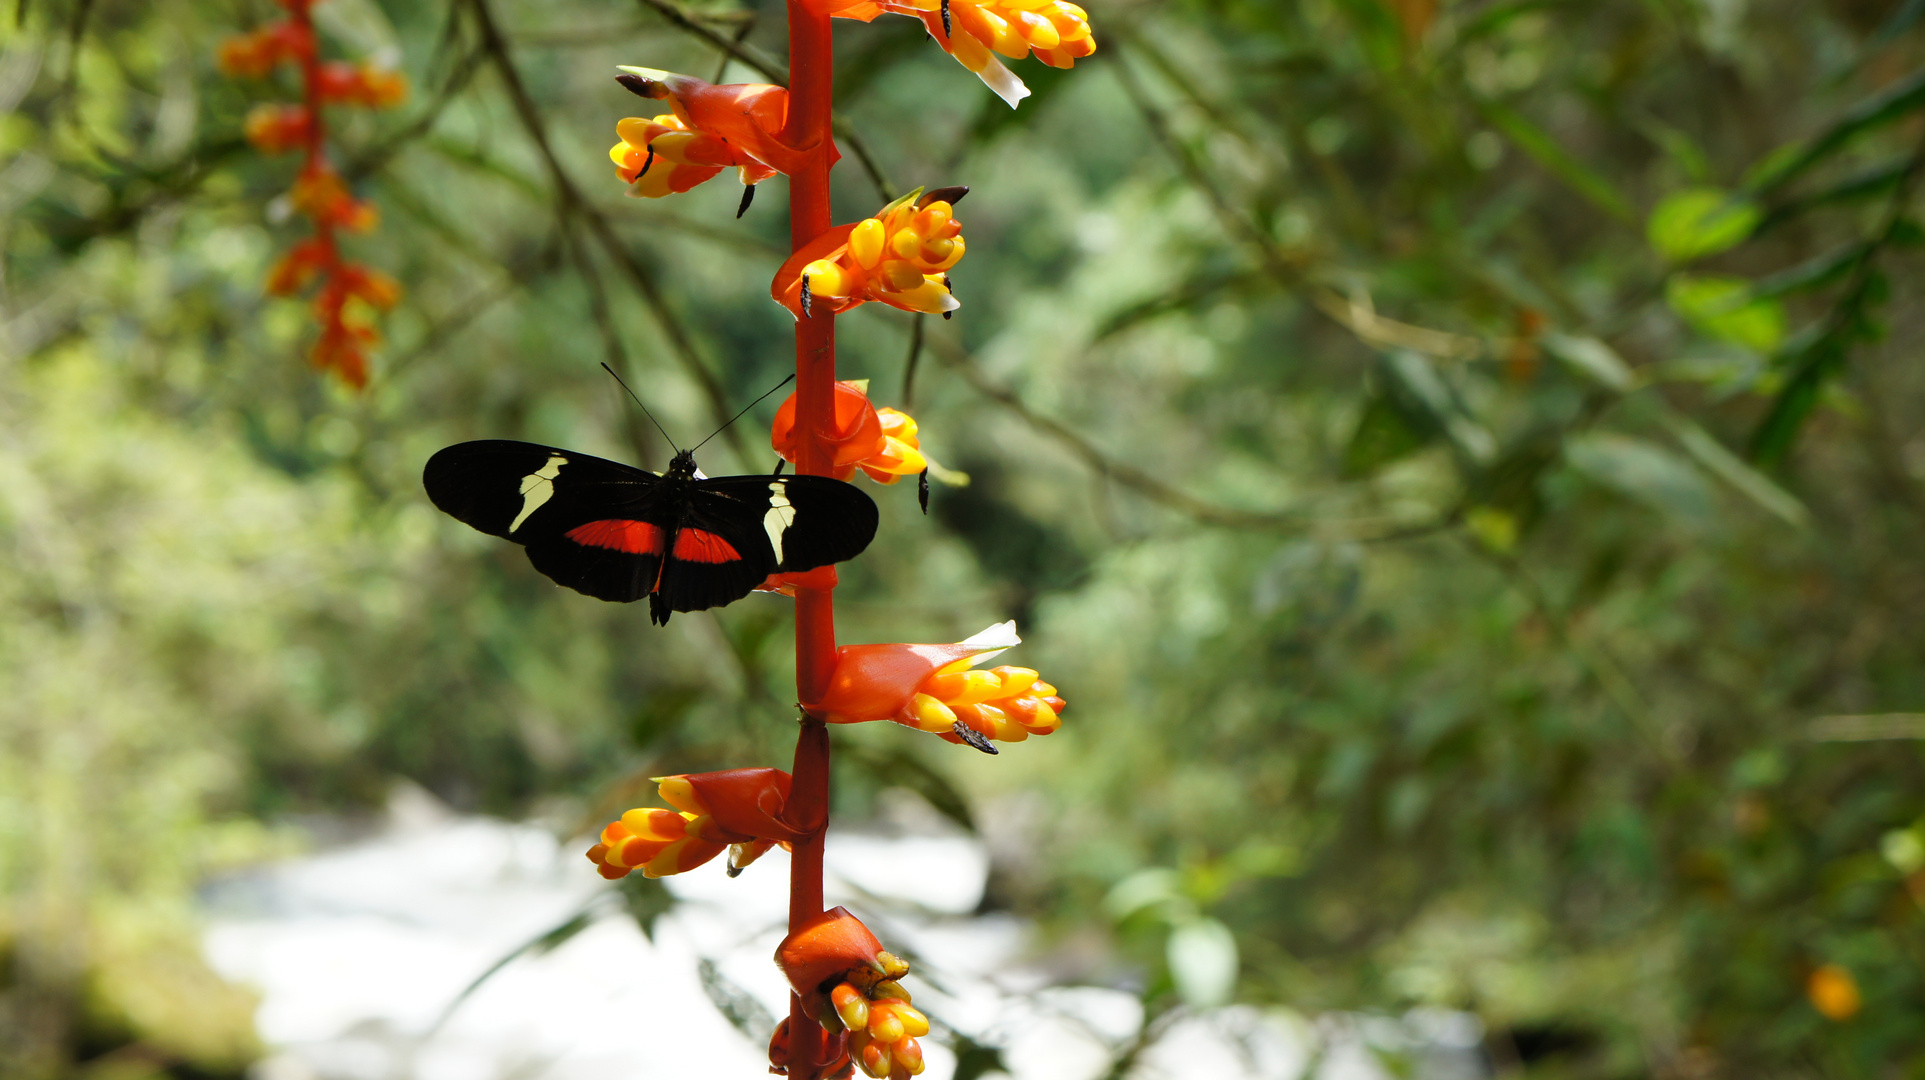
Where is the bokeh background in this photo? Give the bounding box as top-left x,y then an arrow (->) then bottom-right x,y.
4,0 -> 1925,1076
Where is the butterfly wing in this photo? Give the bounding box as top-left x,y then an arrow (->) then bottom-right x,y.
692,473 -> 880,574
424,440 -> 672,603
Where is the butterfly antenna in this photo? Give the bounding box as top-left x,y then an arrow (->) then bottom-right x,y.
601,363 -> 681,453
691,372 -> 797,453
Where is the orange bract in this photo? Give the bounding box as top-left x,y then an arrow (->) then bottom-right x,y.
806,0 -> 1096,107
585,768 -> 799,880
771,382 -> 931,484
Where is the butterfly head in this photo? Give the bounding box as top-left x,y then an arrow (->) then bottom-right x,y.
666,449 -> 701,479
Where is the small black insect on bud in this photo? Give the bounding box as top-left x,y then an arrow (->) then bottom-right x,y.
636,144 -> 656,181
737,183 -> 756,219
800,274 -> 814,319
952,721 -> 998,754
918,468 -> 930,514
941,274 -> 955,320
941,0 -> 952,38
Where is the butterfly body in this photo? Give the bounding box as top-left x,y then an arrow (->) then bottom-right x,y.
424,441 -> 877,624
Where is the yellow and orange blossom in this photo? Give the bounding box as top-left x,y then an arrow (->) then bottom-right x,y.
809,0 -> 1096,107
587,768 -> 797,880
774,188 -> 967,319
772,381 -> 931,485
809,622 -> 1066,748
772,908 -> 930,1079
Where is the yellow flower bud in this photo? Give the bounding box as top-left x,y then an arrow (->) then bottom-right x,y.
850,218 -> 887,269
804,260 -> 851,298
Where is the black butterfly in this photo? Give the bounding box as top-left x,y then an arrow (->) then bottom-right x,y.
424,441 -> 877,625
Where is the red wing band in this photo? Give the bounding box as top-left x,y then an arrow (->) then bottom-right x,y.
671,529 -> 742,563
566,519 -> 665,554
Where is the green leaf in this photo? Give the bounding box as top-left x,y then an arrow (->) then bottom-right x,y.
1668,420 -> 1809,527
1647,188 -> 1761,262
1747,243 -> 1867,300
1666,274 -> 1787,352
1381,350 -> 1497,464
1167,918 -> 1239,1009
1564,433 -> 1715,524
950,1034 -> 1011,1080
1481,100 -> 1634,220
1743,67 -> 1925,195
1749,334 -> 1849,465
698,958 -> 776,1044
1540,332 -> 1637,392
1342,391 -> 1432,476
1753,158 -> 1910,235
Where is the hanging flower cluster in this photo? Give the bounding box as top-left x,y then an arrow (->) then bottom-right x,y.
586,1 -> 1100,1073
218,0 -> 405,388
774,188 -> 968,319
809,0 -> 1097,106
772,909 -> 931,1079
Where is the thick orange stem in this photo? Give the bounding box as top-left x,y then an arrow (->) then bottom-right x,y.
784,2 -> 839,1076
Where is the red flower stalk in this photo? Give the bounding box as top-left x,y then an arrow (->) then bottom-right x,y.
218,0 -> 406,388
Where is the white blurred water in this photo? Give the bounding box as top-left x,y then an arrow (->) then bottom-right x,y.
201,787 -> 1484,1080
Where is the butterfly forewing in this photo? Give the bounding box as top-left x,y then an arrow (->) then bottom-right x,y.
423,440 -> 878,623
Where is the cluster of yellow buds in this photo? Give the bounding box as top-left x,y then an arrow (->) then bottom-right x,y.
810,0 -> 1096,106
771,381 -> 930,485
775,188 -> 968,319
831,972 -> 931,1079
611,113 -> 779,201
905,660 -> 1063,746
772,909 -> 931,1079
586,769 -> 795,880
809,622 -> 1067,751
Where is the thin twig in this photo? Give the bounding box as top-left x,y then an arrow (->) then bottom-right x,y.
465,0 -> 751,464
899,313 -> 925,407
1110,44 -> 1480,361
928,332 -> 1446,539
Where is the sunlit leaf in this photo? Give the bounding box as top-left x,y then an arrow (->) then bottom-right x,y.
1564,433 -> 1715,524
1666,274 -> 1787,352
1167,917 -> 1239,1009
1647,188 -> 1761,262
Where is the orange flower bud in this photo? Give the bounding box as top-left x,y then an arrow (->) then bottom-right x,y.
1807,963 -> 1862,1020
803,0 -> 1095,107
216,22 -> 315,78
314,61 -> 409,108
755,565 -> 840,596
772,188 -> 967,320
776,907 -> 888,1020
243,103 -> 313,154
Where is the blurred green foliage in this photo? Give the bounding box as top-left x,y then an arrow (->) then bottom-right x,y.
4,0 -> 1925,1076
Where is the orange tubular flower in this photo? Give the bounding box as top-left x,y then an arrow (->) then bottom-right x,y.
774,909 -> 930,1079
216,21 -> 315,78
773,188 -> 967,320
609,67 -> 829,204
807,622 -> 1067,751
807,0 -> 1096,107
243,103 -> 312,154
586,768 -> 800,880
314,61 -> 409,108
771,381 -> 930,485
